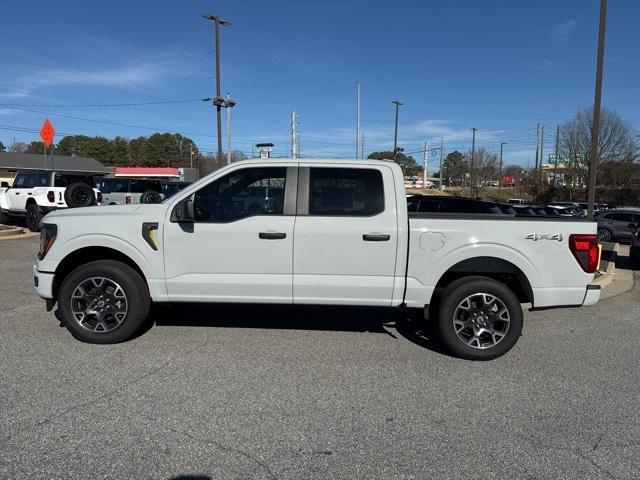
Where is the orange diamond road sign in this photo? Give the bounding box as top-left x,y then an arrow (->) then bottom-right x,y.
40,119 -> 55,148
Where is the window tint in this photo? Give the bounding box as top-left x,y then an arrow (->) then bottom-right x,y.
131,180 -> 162,193
54,173 -> 94,187
37,172 -> 50,186
13,173 -> 35,188
611,212 -> 633,222
309,168 -> 384,216
194,167 -> 287,222
417,199 -> 440,212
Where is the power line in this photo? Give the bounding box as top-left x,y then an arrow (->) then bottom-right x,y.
0,98 -> 203,108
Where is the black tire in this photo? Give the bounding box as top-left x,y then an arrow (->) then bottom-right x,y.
58,260 -> 151,344
64,182 -> 96,208
26,203 -> 43,232
0,210 -> 9,225
140,191 -> 162,204
436,276 -> 523,360
597,228 -> 612,242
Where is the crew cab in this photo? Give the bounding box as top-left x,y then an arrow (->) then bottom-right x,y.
0,170 -> 101,231
32,159 -> 601,360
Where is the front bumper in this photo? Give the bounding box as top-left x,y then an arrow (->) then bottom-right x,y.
33,264 -> 55,299
583,284 -> 601,306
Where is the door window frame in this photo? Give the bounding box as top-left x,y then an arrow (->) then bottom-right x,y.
296,166 -> 386,217
188,165 -> 298,223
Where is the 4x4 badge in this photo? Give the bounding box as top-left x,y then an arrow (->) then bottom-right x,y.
525,233 -> 563,241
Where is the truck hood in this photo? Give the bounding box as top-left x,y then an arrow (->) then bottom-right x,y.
43,203 -> 166,220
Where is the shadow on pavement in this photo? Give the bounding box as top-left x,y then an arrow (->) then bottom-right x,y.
146,303 -> 451,356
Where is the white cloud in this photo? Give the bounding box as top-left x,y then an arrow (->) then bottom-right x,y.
552,18 -> 580,43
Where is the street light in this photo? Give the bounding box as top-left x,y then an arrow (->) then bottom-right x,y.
392,100 -> 403,160
498,142 -> 507,192
203,12 -> 231,164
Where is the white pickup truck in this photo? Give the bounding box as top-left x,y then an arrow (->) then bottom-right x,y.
33,159 -> 601,359
0,170 -> 101,231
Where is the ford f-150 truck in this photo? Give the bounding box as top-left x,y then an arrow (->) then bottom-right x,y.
33,159 -> 601,359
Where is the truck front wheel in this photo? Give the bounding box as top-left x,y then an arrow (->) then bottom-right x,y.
58,260 -> 150,344
26,203 -> 43,232
436,276 -> 523,360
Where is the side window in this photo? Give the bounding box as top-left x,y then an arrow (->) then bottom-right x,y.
37,172 -> 50,186
309,168 -> 384,216
193,167 -> 287,222
14,174 -> 35,188
611,213 -> 633,222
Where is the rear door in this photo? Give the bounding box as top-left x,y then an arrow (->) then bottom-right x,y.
292,164 -> 399,306
610,212 -> 634,239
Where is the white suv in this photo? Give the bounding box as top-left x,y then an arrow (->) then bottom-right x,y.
0,170 -> 101,231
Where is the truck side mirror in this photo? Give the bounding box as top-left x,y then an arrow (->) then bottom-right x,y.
170,197 -> 195,223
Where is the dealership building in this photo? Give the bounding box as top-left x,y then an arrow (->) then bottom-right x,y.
0,152 -> 109,185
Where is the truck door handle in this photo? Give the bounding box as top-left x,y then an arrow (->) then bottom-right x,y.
363,234 -> 390,242
27,192 -> 32,195
259,232 -> 286,240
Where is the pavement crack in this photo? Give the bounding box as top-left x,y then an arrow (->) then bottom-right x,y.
138,411 -> 278,480
0,360 -> 171,445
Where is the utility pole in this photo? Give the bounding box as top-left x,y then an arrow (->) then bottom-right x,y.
203,13 -> 231,164
226,92 -> 232,164
470,127 -> 477,191
540,124 -> 545,181
587,0 -> 608,220
291,111 -> 299,159
534,123 -> 540,175
439,136 -> 444,190
360,132 -> 365,159
498,142 -> 507,192
553,124 -> 560,187
356,82 -> 360,159
190,146 -> 194,169
423,142 -> 429,189
392,100 -> 403,160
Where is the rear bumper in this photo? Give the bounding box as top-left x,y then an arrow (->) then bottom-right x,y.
582,284 -> 601,306
32,264 -> 55,299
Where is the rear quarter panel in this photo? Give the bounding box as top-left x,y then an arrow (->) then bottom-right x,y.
406,217 -> 597,308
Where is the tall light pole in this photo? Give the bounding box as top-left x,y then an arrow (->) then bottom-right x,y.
587,0 -> 608,220
470,127 -> 477,191
356,82 -> 360,159
498,142 -> 507,192
392,100 -> 403,160
203,12 -> 231,164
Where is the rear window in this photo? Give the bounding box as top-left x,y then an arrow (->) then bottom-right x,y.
99,179 -> 129,193
131,180 -> 162,193
309,168 -> 384,216
54,173 -> 94,188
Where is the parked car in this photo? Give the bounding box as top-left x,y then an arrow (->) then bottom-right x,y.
161,181 -> 192,199
630,225 -> 640,266
506,198 -> 525,204
407,196 -> 505,214
0,170 -> 101,231
98,178 -> 163,205
596,209 -> 640,242
33,158 -> 601,360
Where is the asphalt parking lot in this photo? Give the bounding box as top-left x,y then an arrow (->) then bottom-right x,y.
1,236 -> 639,480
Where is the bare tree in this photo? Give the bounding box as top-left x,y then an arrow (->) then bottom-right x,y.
468,148 -> 499,186
560,107 -> 637,189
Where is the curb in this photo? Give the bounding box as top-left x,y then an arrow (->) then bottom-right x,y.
592,242 -> 619,289
0,226 -> 39,240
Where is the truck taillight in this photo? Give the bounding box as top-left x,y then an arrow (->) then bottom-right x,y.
47,191 -> 55,202
569,234 -> 599,274
97,191 -> 103,203
126,195 -> 131,204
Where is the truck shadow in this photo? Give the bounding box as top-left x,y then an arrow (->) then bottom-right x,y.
146,303 -> 451,356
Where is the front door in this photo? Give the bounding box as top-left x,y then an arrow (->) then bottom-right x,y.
163,164 -> 297,303
8,173 -> 36,211
293,165 -> 399,306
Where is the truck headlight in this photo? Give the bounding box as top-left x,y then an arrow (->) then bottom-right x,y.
38,223 -> 57,260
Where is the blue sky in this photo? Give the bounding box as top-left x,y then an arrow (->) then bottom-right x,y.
1,0 -> 639,168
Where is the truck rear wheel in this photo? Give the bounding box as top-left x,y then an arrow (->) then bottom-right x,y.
436,276 -> 523,360
58,260 -> 150,344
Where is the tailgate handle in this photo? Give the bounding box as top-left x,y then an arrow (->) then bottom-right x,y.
363,234 -> 390,242
259,232 -> 286,240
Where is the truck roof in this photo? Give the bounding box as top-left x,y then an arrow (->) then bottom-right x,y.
230,157 -> 398,167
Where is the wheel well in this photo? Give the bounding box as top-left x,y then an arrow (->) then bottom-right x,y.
432,257 -> 533,304
53,246 -> 147,299
26,198 -> 37,207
